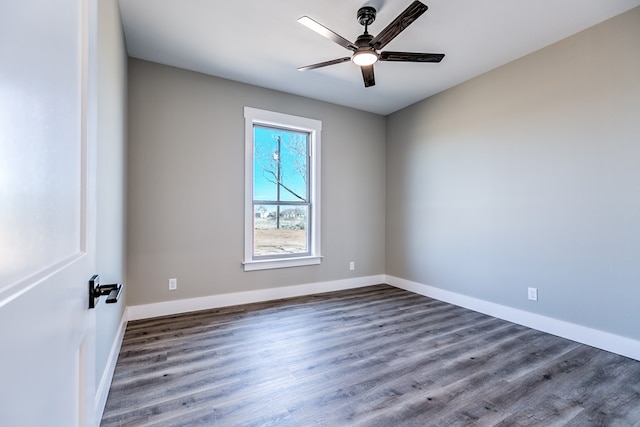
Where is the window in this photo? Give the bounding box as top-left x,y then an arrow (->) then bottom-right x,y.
243,107 -> 322,271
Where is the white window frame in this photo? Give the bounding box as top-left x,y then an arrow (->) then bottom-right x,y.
243,107 -> 322,271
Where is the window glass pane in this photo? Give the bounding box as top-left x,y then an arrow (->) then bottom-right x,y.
253,127 -> 278,201
254,126 -> 308,202
254,204 -> 309,257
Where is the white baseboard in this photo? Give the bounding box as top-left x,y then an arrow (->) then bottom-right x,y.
385,275 -> 640,362
127,275 -> 386,321
95,309 -> 128,420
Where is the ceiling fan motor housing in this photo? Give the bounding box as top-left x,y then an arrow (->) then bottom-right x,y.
355,33 -> 374,49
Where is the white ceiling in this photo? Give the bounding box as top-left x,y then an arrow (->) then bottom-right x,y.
118,0 -> 640,115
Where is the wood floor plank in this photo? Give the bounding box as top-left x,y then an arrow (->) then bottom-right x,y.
101,285 -> 640,426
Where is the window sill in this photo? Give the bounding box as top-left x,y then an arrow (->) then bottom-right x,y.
243,256 -> 322,272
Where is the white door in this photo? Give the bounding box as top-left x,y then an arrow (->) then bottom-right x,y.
0,0 -> 99,425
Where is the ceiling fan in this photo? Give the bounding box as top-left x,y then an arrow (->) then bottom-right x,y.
297,0 -> 445,88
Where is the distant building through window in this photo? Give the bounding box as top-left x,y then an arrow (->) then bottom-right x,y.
243,107 -> 322,271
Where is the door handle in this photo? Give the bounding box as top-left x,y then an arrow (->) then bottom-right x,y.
88,275 -> 123,309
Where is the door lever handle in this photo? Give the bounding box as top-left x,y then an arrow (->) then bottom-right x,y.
105,285 -> 122,304
89,274 -> 123,309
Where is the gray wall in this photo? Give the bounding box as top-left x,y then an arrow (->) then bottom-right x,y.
95,0 -> 128,389
126,59 -> 386,306
386,8 -> 640,340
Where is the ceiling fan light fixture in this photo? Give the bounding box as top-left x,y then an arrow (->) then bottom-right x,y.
352,50 -> 378,66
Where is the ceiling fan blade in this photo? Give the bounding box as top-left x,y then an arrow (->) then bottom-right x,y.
370,1 -> 428,50
298,16 -> 357,52
361,65 -> 375,87
298,57 -> 351,71
379,51 -> 444,62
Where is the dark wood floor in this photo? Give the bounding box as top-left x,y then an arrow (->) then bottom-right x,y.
101,285 -> 640,426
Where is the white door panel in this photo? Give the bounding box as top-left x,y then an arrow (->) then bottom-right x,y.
0,0 -> 98,425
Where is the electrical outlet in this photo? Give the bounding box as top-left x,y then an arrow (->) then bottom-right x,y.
349,261 -> 355,271
169,278 -> 177,290
528,287 -> 538,301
